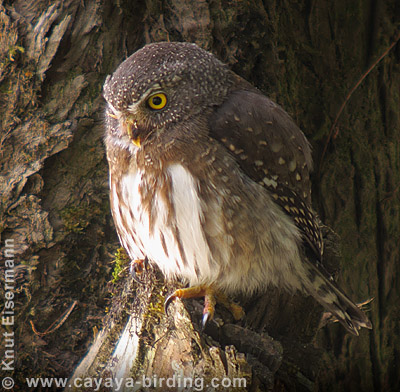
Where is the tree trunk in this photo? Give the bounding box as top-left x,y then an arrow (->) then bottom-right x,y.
0,0 -> 398,391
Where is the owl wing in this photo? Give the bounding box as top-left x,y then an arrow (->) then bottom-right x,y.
208,85 -> 323,261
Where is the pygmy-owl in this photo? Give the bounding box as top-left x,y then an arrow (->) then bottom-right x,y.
103,42 -> 371,335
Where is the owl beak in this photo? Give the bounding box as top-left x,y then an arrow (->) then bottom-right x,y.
125,118 -> 141,148
108,111 -> 142,148
131,134 -> 141,148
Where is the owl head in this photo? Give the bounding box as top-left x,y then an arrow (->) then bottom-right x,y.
103,42 -> 233,149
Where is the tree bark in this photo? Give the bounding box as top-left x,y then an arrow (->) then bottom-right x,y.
0,0 -> 399,391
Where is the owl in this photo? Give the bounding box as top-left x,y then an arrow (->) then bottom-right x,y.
103,41 -> 371,335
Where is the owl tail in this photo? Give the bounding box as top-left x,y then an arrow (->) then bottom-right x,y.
304,262 -> 372,335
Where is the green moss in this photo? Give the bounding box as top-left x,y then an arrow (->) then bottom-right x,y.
111,247 -> 130,282
61,203 -> 101,233
146,289 -> 165,322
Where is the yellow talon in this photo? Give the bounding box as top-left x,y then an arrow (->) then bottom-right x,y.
164,285 -> 244,327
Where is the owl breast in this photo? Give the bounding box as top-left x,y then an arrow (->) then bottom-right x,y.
109,152 -> 307,296
110,163 -> 224,286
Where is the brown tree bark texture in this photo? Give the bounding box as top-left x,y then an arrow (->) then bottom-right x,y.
0,0 -> 399,391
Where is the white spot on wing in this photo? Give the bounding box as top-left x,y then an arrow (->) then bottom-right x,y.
263,177 -> 277,188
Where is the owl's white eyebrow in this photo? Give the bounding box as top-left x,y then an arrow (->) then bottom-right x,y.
108,103 -> 122,118
143,84 -> 164,97
127,100 -> 141,113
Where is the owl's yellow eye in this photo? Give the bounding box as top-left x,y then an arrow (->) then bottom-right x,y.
147,93 -> 167,110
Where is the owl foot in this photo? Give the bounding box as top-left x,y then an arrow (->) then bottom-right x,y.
129,257 -> 148,284
214,291 -> 245,321
164,285 -> 244,329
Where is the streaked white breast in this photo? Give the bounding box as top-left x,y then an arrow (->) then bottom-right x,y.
116,164 -> 216,285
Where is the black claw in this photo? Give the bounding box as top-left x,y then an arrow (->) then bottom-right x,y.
164,293 -> 176,316
202,312 -> 211,330
143,256 -> 149,271
131,273 -> 145,285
